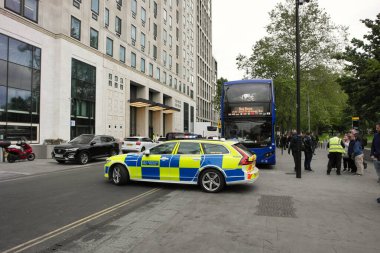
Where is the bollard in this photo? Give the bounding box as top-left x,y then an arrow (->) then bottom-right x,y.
0,147 -> 3,162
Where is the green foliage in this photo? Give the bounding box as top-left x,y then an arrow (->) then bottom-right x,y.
337,13 -> 380,126
236,0 -> 348,132
213,77 -> 228,113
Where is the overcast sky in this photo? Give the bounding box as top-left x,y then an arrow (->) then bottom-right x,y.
212,0 -> 380,80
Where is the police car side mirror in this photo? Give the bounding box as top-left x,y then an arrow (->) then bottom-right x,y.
143,150 -> 150,156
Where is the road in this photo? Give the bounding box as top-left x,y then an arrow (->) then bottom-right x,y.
0,162 -> 169,253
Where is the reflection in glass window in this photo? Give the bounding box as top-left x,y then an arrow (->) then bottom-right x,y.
5,0 -> 21,13
131,52 -> 136,68
141,7 -> 146,23
120,46 -> 126,63
0,34 -> 8,60
131,25 -> 136,41
7,88 -> 31,112
202,144 -> 229,154
24,0 -> 38,21
9,38 -> 32,67
32,47 -> 41,69
90,28 -> 98,49
71,16 -> 81,40
149,63 -> 153,77
115,16 -> 121,34
140,58 -> 145,73
131,0 -> 137,15
0,60 -> 7,86
7,62 -> 32,90
150,142 -> 176,154
177,142 -> 201,154
0,86 -> 6,109
106,37 -> 113,56
91,0 -> 99,14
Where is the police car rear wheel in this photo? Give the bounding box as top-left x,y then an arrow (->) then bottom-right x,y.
200,169 -> 225,193
112,164 -> 129,185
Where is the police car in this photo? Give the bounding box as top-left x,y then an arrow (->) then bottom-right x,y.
104,140 -> 259,193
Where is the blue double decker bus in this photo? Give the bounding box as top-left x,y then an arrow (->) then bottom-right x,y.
221,79 -> 276,165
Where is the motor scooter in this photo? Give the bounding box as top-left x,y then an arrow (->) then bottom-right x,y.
0,140 -> 35,163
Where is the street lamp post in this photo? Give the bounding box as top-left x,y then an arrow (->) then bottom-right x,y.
295,0 -> 309,178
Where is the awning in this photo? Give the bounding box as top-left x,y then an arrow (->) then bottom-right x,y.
163,106 -> 180,114
129,98 -> 153,107
129,98 -> 180,113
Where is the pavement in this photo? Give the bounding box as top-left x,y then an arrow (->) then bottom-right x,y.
1,149 -> 380,253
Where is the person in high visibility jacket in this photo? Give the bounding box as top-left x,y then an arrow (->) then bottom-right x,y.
327,133 -> 345,175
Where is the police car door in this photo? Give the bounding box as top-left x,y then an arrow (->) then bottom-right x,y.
172,142 -> 204,182
140,142 -> 177,180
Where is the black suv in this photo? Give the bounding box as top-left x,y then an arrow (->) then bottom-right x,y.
52,134 -> 120,165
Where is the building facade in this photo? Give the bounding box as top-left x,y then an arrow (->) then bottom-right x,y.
0,0 -> 200,143
195,0 -> 216,125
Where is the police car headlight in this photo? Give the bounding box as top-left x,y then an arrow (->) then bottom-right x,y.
66,148 -> 79,152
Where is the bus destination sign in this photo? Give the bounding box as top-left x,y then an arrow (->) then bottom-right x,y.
228,106 -> 271,116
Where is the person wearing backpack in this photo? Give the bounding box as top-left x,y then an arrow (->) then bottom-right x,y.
327,132 -> 345,175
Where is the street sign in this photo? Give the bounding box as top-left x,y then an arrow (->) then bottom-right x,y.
217,120 -> 221,129
352,116 -> 359,121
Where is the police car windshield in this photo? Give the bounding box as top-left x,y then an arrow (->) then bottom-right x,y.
69,135 -> 94,144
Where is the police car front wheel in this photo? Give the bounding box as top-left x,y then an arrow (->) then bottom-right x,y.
199,169 -> 225,193
112,164 -> 129,185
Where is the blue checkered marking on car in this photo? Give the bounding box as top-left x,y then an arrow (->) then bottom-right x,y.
225,169 -> 245,182
180,168 -> 199,181
170,155 -> 180,167
201,155 -> 223,168
125,154 -> 139,166
160,154 -> 172,167
142,167 -> 160,180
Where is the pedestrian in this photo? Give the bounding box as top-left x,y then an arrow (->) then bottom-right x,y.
352,131 -> 364,176
342,134 -> 350,172
327,132 -> 345,175
288,131 -> 299,171
303,132 -> 314,171
347,131 -> 357,174
370,122 -> 380,183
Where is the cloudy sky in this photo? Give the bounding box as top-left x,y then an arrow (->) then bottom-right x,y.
212,0 -> 380,80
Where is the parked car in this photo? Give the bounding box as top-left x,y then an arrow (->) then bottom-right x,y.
104,139 -> 259,193
52,134 -> 119,165
121,136 -> 156,153
156,137 -> 167,143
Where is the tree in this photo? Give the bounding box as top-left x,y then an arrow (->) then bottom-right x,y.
337,13 -> 380,125
236,0 -> 348,132
212,77 -> 228,113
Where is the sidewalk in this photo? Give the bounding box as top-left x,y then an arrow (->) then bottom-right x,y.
56,148 -> 380,253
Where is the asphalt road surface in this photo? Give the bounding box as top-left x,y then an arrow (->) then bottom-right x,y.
0,162 -> 169,253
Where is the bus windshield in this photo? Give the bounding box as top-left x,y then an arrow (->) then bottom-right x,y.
224,118 -> 272,148
224,83 -> 271,103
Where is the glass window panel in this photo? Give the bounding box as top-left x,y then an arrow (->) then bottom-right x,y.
91,0 -> 99,14
177,142 -> 201,154
120,46 -> 125,63
141,7 -> 146,22
131,0 -> 137,14
141,32 -> 145,47
24,0 -> 38,22
0,85 -> 6,110
115,16 -> 121,34
71,16 -> 81,40
32,47 -> 41,69
105,8 -> 109,26
131,25 -> 136,41
90,28 -> 98,49
149,63 -> 153,76
9,38 -> 33,67
5,0 -> 21,14
8,62 -> 32,90
131,52 -> 136,68
0,34 -> 8,60
106,37 -> 113,56
0,60 -> 7,86
7,87 -> 31,112
140,58 -> 145,72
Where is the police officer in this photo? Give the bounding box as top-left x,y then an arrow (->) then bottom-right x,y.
327,132 -> 345,175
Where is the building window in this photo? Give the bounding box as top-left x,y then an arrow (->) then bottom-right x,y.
184,102 -> 189,131
108,73 -> 112,86
149,63 -> 153,77
163,71 -> 166,84
153,1 -> 157,18
105,8 -> 109,27
106,37 -> 113,56
169,55 -> 172,68
90,28 -> 98,49
131,0 -> 137,17
131,52 -> 136,68
140,32 -> 146,50
153,45 -> 157,60
70,16 -> 81,40
153,23 -> 157,40
120,45 -> 126,63
163,29 -> 167,45
5,0 -> 39,22
163,50 -> 167,66
141,7 -> 146,25
131,25 -> 136,44
163,9 -> 167,23
71,58 -> 96,139
155,67 -> 160,80
91,0 -> 99,14
141,58 -> 145,73
169,15 -> 172,27
115,16 -> 121,35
